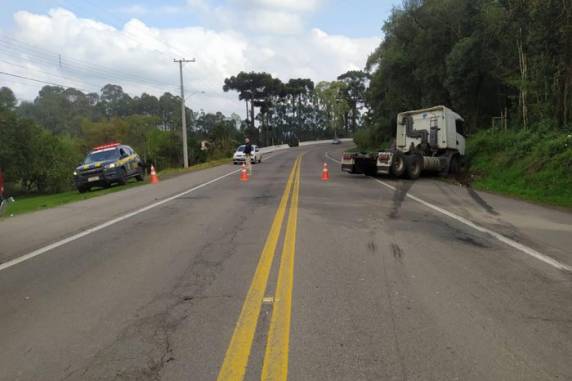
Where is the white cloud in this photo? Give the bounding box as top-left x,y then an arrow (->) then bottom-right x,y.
1,8 -> 380,116
186,0 -> 322,34
239,0 -> 323,12
246,9 -> 304,35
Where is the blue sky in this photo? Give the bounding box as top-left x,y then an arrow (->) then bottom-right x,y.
0,0 -> 397,37
0,0 -> 400,113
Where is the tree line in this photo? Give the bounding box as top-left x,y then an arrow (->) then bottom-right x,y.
223,71 -> 369,145
0,69 -> 368,194
0,84 -> 244,194
361,0 -> 571,148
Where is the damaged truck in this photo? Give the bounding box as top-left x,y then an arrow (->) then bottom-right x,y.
341,106 -> 467,179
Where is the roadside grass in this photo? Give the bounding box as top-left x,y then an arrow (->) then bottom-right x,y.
2,157 -> 233,218
467,127 -> 572,209
3,181 -> 145,217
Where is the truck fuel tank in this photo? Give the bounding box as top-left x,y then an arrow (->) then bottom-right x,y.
423,156 -> 442,172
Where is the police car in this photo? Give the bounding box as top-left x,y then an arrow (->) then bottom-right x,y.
73,143 -> 145,193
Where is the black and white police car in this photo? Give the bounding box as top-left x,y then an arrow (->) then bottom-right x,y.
73,143 -> 145,193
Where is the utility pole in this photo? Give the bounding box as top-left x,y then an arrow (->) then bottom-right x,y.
174,58 -> 196,168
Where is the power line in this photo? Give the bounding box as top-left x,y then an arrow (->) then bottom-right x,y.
0,34 -> 180,86
39,4 -> 224,92
0,58 -> 102,91
0,8 -> 228,101
0,70 -> 95,93
0,38 -> 180,93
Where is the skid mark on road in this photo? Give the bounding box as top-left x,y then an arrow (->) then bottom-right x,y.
368,240 -> 377,252
389,181 -> 414,219
456,235 -> 490,249
380,245 -> 409,381
323,153 -> 571,272
391,243 -> 404,262
466,186 -> 499,215
373,179 -> 572,272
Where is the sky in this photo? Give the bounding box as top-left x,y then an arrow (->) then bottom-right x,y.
0,0 -> 400,116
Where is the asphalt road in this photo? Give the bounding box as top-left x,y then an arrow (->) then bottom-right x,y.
1,143 -> 571,381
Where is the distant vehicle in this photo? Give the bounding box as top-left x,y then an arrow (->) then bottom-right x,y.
233,145 -> 262,165
342,106 -> 466,179
73,143 -> 145,193
332,138 -> 341,144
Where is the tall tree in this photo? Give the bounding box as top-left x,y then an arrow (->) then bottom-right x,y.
337,71 -> 369,133
99,84 -> 132,119
0,87 -> 17,111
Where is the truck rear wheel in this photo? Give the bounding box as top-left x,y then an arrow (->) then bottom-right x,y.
449,155 -> 467,176
390,152 -> 406,178
406,154 -> 423,180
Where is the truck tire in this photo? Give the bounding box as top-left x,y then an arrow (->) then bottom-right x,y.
390,152 -> 406,178
406,154 -> 423,180
77,186 -> 89,193
449,155 -> 467,176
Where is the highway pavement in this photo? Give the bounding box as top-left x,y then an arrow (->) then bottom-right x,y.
1,143 -> 571,380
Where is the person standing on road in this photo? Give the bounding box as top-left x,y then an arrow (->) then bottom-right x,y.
244,138 -> 253,174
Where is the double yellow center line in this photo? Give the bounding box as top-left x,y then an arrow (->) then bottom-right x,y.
217,157 -> 302,381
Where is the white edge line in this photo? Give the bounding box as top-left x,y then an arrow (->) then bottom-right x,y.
372,179 -> 572,272
0,150 -> 292,272
325,151 -> 571,272
0,169 -> 242,272
325,152 -> 341,164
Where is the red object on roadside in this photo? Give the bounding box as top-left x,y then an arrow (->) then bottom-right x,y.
240,164 -> 249,182
321,162 -> 330,181
150,165 -> 159,184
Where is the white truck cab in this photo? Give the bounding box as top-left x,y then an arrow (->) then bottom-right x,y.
396,106 -> 465,155
342,106 -> 467,179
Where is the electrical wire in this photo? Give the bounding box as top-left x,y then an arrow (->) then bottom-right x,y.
0,6 -> 228,103
0,58 -> 102,91
0,37 -> 180,92
0,70 -> 95,93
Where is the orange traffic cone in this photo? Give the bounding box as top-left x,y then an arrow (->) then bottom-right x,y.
150,165 -> 159,184
321,162 -> 330,181
240,163 -> 249,182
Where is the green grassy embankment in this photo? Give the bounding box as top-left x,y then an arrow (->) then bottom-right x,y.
467,128 -> 572,208
2,157 -> 232,217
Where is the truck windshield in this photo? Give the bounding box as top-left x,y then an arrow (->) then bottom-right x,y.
84,149 -> 119,164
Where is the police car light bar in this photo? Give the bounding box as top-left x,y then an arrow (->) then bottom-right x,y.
92,142 -> 120,151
